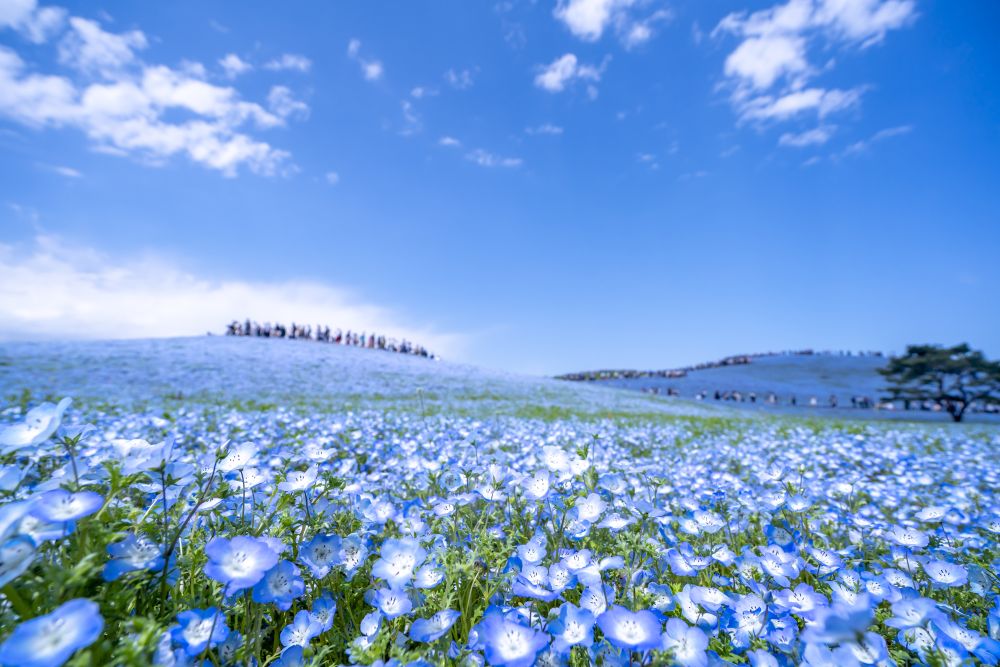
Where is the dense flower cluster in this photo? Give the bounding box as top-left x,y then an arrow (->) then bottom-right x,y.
0,394 -> 998,666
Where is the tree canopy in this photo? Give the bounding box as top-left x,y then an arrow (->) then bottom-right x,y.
879,343 -> 1000,422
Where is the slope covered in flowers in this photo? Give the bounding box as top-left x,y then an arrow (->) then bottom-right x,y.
0,339 -> 998,667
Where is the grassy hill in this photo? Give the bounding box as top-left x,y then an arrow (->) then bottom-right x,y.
0,336 -> 724,422
559,353 -> 1000,423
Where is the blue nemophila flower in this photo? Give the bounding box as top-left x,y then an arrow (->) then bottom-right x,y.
203,535 -> 279,596
103,533 -> 163,581
548,603 -> 595,654
765,615 -> 798,653
725,593 -> 767,650
800,594 -> 873,646
272,645 -> 305,667
371,537 -> 426,588
932,617 -> 1000,663
0,398 -> 72,452
801,642 -> 861,667
218,630 -> 243,664
772,583 -> 826,618
515,536 -> 546,565
474,611 -> 549,667
410,609 -> 460,643
359,610 -> 382,638
0,534 -> 36,587
414,561 -> 445,589
338,534 -> 370,580
278,466 -> 318,493
885,525 -> 928,549
299,534 -> 341,579
280,610 -> 323,648
597,606 -> 662,651
372,587 -> 413,619
689,585 -> 731,613
923,559 -> 968,587
0,598 -> 103,667
217,442 -> 258,473
521,472 -> 550,500
171,607 -> 230,657
30,489 -> 103,523
661,618 -> 708,667
309,592 -> 337,632
253,560 -> 305,610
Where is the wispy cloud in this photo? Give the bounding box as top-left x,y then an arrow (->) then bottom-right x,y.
439,136 -> 461,148
347,39 -> 383,81
444,67 -> 476,90
837,124 -> 913,157
0,234 -> 468,357
778,124 -> 835,147
525,123 -> 564,136
465,149 -> 522,168
263,53 -> 311,72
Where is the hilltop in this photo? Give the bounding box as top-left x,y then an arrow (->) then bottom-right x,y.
0,336 -> 722,422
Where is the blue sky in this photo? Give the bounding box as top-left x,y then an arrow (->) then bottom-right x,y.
1,0 -> 998,374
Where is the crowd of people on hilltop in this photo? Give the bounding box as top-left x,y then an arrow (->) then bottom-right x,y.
556,349 -> 884,382
224,320 -> 435,359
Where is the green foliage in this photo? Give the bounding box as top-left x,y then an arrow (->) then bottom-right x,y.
879,343 -> 1000,422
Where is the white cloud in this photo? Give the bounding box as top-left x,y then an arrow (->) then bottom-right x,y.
534,53 -> 603,94
50,164 -> 82,177
57,17 -> 147,77
465,149 -> 522,168
325,171 -> 339,185
444,68 -> 475,90
637,152 -> 659,169
778,124 -> 835,147
739,86 -> 863,122
263,53 -> 311,72
714,0 -> 915,133
410,86 -> 437,99
267,86 -> 309,120
554,0 -> 671,47
554,0 -> 631,41
399,100 -> 421,136
0,18 -> 306,177
0,0 -> 66,43
622,9 -> 673,48
362,61 -> 383,81
0,234 -> 467,358
346,39 -> 382,81
219,53 -> 252,79
839,123 -> 912,156
525,123 -> 564,136
723,34 -> 808,91
438,136 -> 461,148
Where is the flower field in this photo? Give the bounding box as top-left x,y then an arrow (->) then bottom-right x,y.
0,339 -> 998,666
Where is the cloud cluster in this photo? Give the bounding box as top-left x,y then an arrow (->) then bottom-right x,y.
714,0 -> 915,143
534,53 -> 606,98
0,234 -> 467,357
0,7 -> 310,176
553,0 -> 672,48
